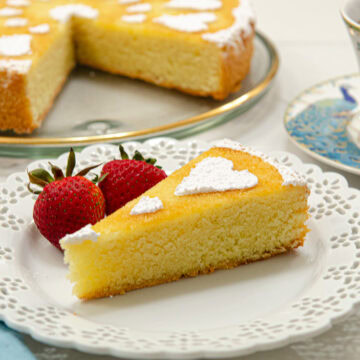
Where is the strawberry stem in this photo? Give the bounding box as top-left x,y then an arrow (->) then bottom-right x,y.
119,145 -> 129,160
27,183 -> 42,195
28,169 -> 54,187
76,163 -> 102,177
92,173 -> 108,184
119,145 -> 161,168
145,158 -> 157,165
66,148 -> 76,177
98,173 -> 108,183
27,148 -> 104,196
49,162 -> 64,181
133,150 -> 145,162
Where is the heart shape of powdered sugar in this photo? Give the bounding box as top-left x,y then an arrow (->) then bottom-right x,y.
175,156 -> 258,196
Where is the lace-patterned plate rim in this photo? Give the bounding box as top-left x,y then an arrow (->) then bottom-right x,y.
283,73 -> 360,176
0,137 -> 359,359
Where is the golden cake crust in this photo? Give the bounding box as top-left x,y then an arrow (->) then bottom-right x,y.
217,28 -> 254,100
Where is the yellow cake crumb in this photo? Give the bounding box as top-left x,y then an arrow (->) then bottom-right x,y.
61,145 -> 309,300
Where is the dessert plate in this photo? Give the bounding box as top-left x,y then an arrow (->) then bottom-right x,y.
284,74 -> 360,176
0,138 -> 360,359
0,32 -> 278,158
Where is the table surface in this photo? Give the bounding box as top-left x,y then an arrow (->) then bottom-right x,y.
1,0 -> 360,359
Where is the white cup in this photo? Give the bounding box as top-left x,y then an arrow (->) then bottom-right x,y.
341,0 -> 360,148
341,0 -> 360,67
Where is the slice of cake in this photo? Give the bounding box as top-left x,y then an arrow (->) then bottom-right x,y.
0,0 -> 255,134
61,140 -> 310,300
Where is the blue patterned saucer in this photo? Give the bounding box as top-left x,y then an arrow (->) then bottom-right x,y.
284,74 -> 360,175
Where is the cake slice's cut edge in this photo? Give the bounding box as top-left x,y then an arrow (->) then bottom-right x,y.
0,25 -> 75,134
0,67 -> 34,134
78,233 -> 307,301
74,19 -> 255,101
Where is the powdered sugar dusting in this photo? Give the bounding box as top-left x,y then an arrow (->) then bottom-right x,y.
29,23 -> 50,34
121,14 -> 146,23
4,17 -> 28,27
175,157 -> 258,196
214,139 -> 307,187
202,0 -> 255,48
126,3 -> 152,12
154,12 -> 216,32
130,196 -> 164,215
0,59 -> 31,73
0,7 -> 23,16
166,0 -> 222,10
50,4 -> 98,23
0,34 -> 31,56
6,0 -> 30,6
60,224 -> 99,246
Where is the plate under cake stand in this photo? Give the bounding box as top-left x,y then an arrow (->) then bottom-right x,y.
284,73 -> 360,175
0,138 -> 360,359
0,32 -> 278,158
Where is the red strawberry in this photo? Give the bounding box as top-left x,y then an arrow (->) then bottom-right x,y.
99,145 -> 167,215
28,149 -> 106,250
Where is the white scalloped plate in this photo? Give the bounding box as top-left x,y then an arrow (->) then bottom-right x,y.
0,138 -> 360,359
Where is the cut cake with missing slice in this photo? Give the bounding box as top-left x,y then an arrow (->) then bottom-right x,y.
61,140 -> 310,300
0,0 -> 255,133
